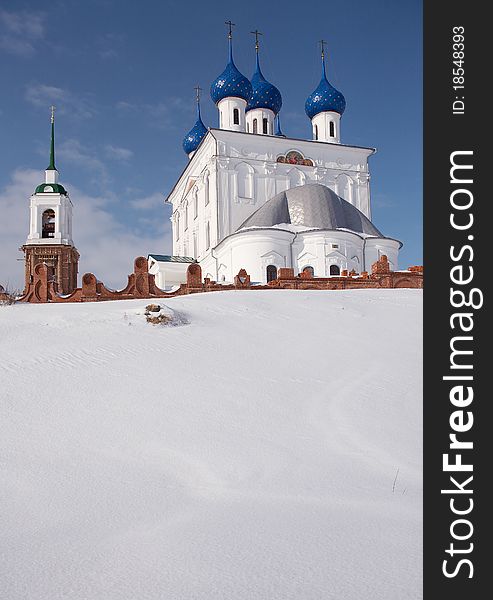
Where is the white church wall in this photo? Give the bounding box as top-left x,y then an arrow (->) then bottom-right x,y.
364,238 -> 401,271
292,230 -> 364,277
214,228 -> 294,284
199,251 -> 217,282
216,158 -> 262,236
200,228 -> 401,284
212,129 -> 374,221
168,133 -> 217,256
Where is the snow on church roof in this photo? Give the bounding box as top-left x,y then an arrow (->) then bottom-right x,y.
237,183 -> 383,237
148,255 -> 196,263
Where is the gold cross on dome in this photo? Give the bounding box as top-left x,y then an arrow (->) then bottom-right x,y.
225,20 -> 235,39
194,85 -> 202,103
250,29 -> 263,51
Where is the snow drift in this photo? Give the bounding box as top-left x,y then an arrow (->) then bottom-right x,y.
0,289 -> 422,599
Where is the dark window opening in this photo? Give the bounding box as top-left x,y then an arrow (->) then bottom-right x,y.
233,108 -> 239,125
330,264 -> 340,276
253,119 -> 258,134
314,124 -> 318,140
330,121 -> 335,137
263,118 -> 268,134
42,209 -> 55,238
266,265 -> 277,282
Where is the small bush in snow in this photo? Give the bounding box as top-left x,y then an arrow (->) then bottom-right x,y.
146,313 -> 172,325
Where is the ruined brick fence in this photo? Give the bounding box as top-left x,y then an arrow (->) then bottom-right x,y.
18,255 -> 423,304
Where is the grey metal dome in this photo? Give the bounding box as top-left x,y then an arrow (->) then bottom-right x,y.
237,183 -> 383,236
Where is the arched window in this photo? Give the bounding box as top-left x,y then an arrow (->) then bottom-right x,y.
266,265 -> 278,282
314,124 -> 318,140
302,266 -> 314,277
336,173 -> 353,203
42,209 -> 55,238
263,118 -> 268,134
330,121 -> 335,138
253,118 -> 258,134
330,264 -> 340,276
288,167 -> 305,189
236,163 -> 254,199
205,222 -> 210,250
233,108 -> 239,125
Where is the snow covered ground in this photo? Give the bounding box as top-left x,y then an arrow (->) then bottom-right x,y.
0,289 -> 422,600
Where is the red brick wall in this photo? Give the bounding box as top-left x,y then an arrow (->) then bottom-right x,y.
18,255 -> 423,304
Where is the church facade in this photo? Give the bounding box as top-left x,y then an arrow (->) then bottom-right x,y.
163,31 -> 402,286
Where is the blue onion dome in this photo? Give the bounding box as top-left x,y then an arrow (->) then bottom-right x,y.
182,101 -> 207,155
305,52 -> 346,119
210,37 -> 252,104
246,53 -> 282,115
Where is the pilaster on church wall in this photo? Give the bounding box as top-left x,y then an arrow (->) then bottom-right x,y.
359,172 -> 372,220
207,156 -> 221,245
261,161 -> 278,207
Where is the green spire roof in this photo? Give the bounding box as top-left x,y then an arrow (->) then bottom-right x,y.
47,105 -> 57,171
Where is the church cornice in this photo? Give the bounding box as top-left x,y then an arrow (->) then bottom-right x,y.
208,127 -> 376,155
166,126 -> 375,206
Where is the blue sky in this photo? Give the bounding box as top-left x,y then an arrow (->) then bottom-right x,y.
0,0 -> 422,288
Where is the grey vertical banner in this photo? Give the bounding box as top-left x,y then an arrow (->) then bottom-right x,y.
424,1 -> 488,597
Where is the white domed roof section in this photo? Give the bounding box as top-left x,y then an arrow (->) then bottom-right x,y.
237,183 -> 383,237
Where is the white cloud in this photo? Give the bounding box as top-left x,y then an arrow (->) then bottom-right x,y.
0,169 -> 172,291
104,144 -> 134,161
55,139 -> 112,191
129,192 -> 165,211
115,98 -> 186,130
58,139 -> 106,172
0,9 -> 44,56
25,84 -> 96,119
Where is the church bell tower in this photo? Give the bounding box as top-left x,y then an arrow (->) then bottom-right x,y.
21,107 -> 79,295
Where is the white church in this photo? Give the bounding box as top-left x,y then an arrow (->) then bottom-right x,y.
149,28 -> 402,289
